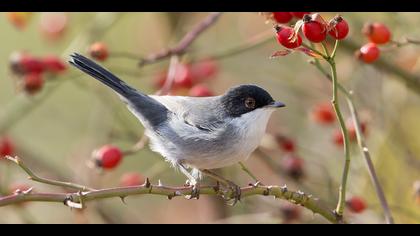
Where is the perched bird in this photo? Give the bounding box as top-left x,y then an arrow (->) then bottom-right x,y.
69,53 -> 285,203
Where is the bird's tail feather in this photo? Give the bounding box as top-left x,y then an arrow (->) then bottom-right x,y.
69,53 -> 138,97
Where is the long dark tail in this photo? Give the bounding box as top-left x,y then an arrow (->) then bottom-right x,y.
69,53 -> 169,129
69,53 -> 139,97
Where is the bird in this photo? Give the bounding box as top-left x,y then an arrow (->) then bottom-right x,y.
69,53 -> 285,204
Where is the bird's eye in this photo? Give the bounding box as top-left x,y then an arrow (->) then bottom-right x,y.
244,97 -> 256,109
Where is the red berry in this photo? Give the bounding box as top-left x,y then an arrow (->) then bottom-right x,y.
275,26 -> 302,49
174,64 -> 194,88
190,59 -> 218,80
93,145 -> 123,169
0,137 -> 14,158
346,196 -> 367,213
311,102 -> 335,124
10,52 -> 45,74
290,12 -> 310,19
358,43 -> 380,63
328,15 -> 349,40
275,135 -> 295,152
23,73 -> 44,94
302,15 -> 327,43
89,42 -> 109,61
42,55 -> 67,74
280,204 -> 301,222
39,13 -> 68,41
6,12 -> 31,30
120,172 -> 145,187
272,12 -> 293,23
333,129 -> 344,146
282,154 -> 304,180
189,84 -> 214,97
363,22 -> 391,45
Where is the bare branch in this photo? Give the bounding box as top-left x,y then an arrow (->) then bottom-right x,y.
139,13 -> 222,66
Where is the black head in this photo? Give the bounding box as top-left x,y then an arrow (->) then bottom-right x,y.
220,84 -> 285,117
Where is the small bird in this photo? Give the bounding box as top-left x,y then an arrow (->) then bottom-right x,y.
69,53 -> 285,203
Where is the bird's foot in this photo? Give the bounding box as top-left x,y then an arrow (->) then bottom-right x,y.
220,180 -> 241,206
184,180 -> 200,200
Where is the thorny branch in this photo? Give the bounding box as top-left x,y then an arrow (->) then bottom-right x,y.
139,13 -> 222,66
0,155 -> 340,223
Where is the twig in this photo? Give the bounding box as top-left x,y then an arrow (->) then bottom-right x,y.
0,182 -> 340,223
6,156 -> 94,192
309,53 -> 395,224
346,95 -> 395,224
139,13 -> 222,66
238,162 -> 259,183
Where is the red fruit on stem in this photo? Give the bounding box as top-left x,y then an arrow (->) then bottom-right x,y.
275,26 -> 302,49
328,15 -> 349,40
189,84 -> 214,97
42,55 -> 67,74
363,22 -> 391,45
89,42 -> 109,61
93,145 -> 123,169
120,172 -> 146,187
173,64 -> 194,88
346,196 -> 367,213
275,135 -> 296,152
190,59 -> 218,80
23,73 -> 44,94
358,43 -> 380,63
0,137 -> 14,158
290,12 -> 310,19
282,154 -> 304,180
311,102 -> 335,124
272,12 -> 293,23
302,16 -> 327,43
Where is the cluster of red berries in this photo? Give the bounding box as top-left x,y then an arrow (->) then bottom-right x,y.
356,22 -> 391,63
92,144 -> 124,170
9,52 -> 67,95
310,102 -> 367,147
154,59 -> 218,97
346,196 -> 367,213
0,137 -> 15,158
272,12 -> 310,24
275,135 -> 304,180
89,42 -> 109,62
274,13 -> 349,50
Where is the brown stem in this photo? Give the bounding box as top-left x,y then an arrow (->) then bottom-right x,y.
139,13 -> 222,66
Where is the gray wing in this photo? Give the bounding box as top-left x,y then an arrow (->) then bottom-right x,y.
150,95 -> 227,131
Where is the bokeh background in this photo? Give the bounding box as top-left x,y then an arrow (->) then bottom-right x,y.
0,12 -> 420,224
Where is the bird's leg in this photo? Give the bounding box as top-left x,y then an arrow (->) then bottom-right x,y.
200,169 -> 241,205
178,163 -> 200,200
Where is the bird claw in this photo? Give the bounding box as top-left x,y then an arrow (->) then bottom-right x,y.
185,182 -> 200,200
221,181 -> 241,206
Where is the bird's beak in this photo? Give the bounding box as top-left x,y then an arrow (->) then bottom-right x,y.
266,101 -> 286,108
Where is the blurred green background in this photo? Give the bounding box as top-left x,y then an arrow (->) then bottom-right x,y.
0,12 -> 420,223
